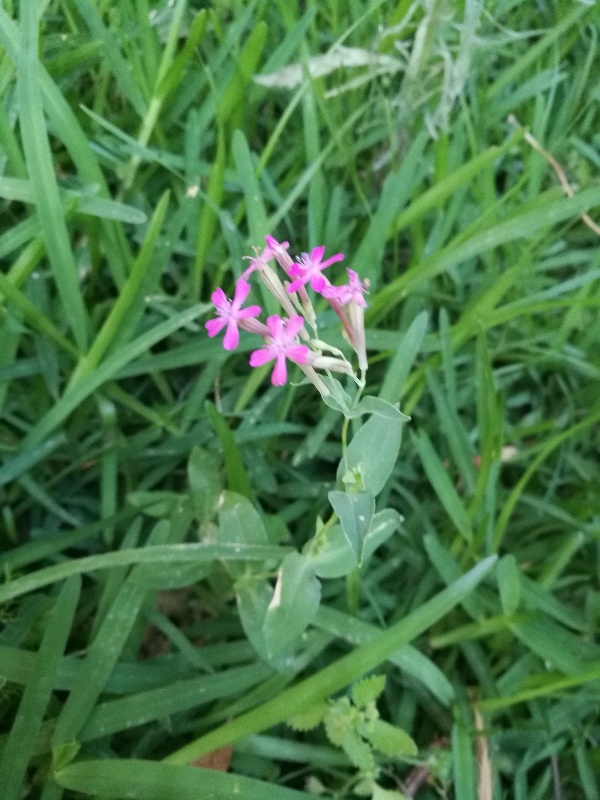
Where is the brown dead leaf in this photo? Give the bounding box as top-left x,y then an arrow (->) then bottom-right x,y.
189,745 -> 233,772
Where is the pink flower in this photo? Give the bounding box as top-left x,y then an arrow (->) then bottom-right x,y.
287,245 -> 344,294
241,241 -> 276,280
264,235 -> 291,272
205,279 -> 261,351
249,315 -> 310,386
322,268 -> 368,308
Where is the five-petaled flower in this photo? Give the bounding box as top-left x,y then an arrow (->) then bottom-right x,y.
249,315 -> 309,386
322,268 -> 368,308
205,279 -> 261,351
287,245 -> 344,294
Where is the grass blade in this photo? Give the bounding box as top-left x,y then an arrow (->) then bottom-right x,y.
0,576 -> 80,800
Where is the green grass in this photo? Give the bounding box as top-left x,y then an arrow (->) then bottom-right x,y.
1,1 -> 600,798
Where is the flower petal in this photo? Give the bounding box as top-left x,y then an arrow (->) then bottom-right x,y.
271,354 -> 288,386
321,284 -> 343,301
211,288 -> 228,308
320,252 -> 345,269
266,315 -> 284,339
237,304 -> 262,319
205,317 -> 227,337
232,278 -> 251,308
286,345 -> 310,365
284,315 -> 305,339
288,263 -> 304,277
310,245 -> 326,263
311,274 -> 328,293
287,277 -> 306,293
265,235 -> 289,251
249,348 -> 275,367
222,320 -> 240,350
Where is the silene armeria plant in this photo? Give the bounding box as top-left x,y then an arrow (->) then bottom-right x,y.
204,236 -> 412,792
206,234 -> 368,395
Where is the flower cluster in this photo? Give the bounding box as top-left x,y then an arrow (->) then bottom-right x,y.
205,236 -> 369,397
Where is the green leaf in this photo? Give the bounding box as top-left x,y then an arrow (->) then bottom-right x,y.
328,490 -> 375,563
217,492 -> 268,546
309,510 -> 402,579
374,183 -> 600,315
345,396 -> 411,421
51,741 -> 81,773
367,719 -> 417,758
68,191 -> 170,386
321,376 -> 353,414
351,675 -> 385,708
309,523 -> 357,579
340,728 -> 376,773
20,305 -> 206,447
263,552 -> 321,657
232,129 -> 269,243
338,408 -> 406,496
236,581 -> 275,663
497,555 -> 521,616
288,703 -> 328,732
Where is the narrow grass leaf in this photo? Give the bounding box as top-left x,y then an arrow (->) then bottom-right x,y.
69,191 -> 170,386
56,759 -> 315,800
352,131 -> 428,288
451,711 -> 477,800
391,132 -> 522,235
79,664 -> 273,742
0,576 -> 80,800
378,311 -> 428,404
17,0 -> 89,349
496,555 -> 521,616
193,126 -> 225,295
414,432 -> 472,542
424,533 -> 483,620
0,544 -> 288,605
315,606 -> 454,706
233,129 -> 269,243
0,434 -> 66,488
216,23 -> 268,127
206,401 -> 254,500
426,370 -> 476,495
